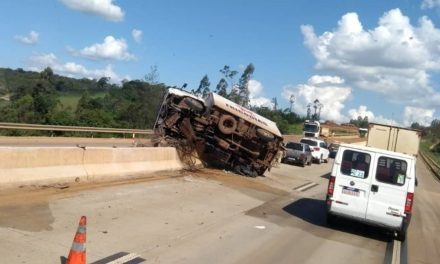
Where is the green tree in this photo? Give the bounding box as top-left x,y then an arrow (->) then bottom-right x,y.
31,83 -> 59,123
349,115 -> 369,128
40,67 -> 54,84
236,63 -> 254,107
145,64 -> 160,84
219,65 -> 238,95
97,77 -> 110,90
272,97 -> 278,111
194,75 -> 210,97
215,78 -> 228,97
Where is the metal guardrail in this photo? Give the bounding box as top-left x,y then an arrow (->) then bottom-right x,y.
0,122 -> 153,136
420,151 -> 440,181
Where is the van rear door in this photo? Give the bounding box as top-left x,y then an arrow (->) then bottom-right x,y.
365,155 -> 412,229
331,148 -> 373,220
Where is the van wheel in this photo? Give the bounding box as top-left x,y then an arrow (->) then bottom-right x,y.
307,160 -> 312,166
396,230 -> 406,242
256,128 -> 274,142
218,115 -> 237,134
396,224 -> 408,241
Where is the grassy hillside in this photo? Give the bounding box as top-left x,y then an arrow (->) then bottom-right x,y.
59,91 -> 107,111
420,137 -> 440,165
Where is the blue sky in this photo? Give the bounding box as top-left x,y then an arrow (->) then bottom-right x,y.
1,0 -> 440,127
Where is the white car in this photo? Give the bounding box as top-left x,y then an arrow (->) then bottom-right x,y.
300,138 -> 329,164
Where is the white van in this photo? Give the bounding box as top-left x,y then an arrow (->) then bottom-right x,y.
325,144 -> 416,241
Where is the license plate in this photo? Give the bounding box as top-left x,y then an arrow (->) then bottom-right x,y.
342,186 -> 360,197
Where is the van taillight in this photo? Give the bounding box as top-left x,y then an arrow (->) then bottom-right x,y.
314,147 -> 320,151
327,176 -> 336,196
405,192 -> 414,213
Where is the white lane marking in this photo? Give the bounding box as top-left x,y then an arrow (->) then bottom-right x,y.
105,253 -> 141,264
391,240 -> 401,264
295,182 -> 318,192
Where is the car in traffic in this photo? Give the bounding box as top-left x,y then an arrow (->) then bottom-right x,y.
299,137 -> 329,164
328,143 -> 340,158
282,141 -> 313,167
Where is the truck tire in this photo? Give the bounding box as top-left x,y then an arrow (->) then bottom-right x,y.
218,115 -> 237,135
183,97 -> 204,112
256,128 -> 274,142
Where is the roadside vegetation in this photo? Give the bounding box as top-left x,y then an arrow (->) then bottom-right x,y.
415,121 -> 440,166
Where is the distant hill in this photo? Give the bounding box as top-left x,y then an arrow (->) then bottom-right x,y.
0,67 -> 117,95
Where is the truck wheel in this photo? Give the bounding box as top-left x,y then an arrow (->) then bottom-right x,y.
256,128 -> 274,142
183,97 -> 204,112
218,115 -> 237,134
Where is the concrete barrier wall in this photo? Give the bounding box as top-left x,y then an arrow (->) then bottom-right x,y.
0,147 -> 183,188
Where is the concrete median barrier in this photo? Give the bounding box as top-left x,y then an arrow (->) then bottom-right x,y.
82,147 -> 183,181
0,147 -> 183,189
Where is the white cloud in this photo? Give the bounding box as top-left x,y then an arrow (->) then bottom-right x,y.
301,9 -> 440,109
348,105 -> 375,120
421,0 -> 440,9
348,105 -> 398,126
248,80 -> 273,108
282,75 -> 352,122
28,53 -> 123,83
14,31 -> 39,45
70,36 -> 135,61
132,29 -> 142,43
61,0 -> 124,22
403,106 -> 435,126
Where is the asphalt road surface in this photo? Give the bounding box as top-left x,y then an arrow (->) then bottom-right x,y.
0,157 -> 439,263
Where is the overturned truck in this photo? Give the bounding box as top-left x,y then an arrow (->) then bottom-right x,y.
153,88 -> 283,176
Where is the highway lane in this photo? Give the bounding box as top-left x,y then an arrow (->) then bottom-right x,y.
407,157 -> 440,263
0,158 -> 438,263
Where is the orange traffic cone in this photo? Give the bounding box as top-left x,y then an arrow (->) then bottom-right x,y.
67,216 -> 86,264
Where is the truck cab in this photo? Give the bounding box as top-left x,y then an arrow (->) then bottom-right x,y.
303,120 -> 320,138
326,144 -> 416,241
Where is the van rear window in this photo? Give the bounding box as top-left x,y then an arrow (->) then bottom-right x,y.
340,150 -> 371,179
375,157 -> 407,186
